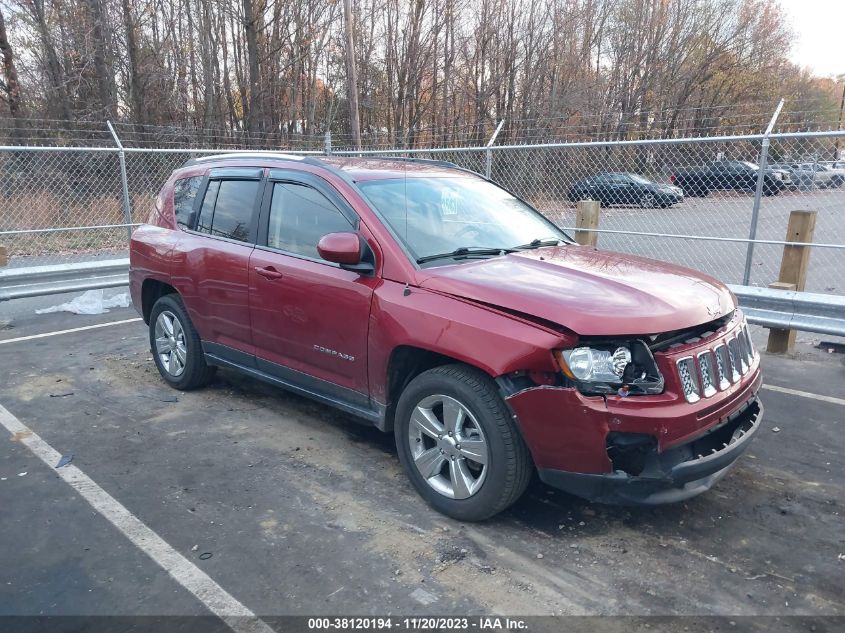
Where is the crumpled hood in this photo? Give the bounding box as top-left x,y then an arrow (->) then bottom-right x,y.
418,246 -> 735,336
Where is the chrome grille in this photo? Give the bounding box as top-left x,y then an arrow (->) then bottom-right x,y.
742,325 -> 756,362
697,352 -> 717,397
729,336 -> 748,374
726,337 -> 742,382
674,319 -> 755,404
676,357 -> 700,403
737,331 -> 751,368
713,344 -> 730,390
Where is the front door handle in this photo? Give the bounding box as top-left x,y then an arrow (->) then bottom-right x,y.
254,266 -> 284,280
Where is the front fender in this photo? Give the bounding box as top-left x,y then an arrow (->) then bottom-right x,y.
367,280 -> 575,406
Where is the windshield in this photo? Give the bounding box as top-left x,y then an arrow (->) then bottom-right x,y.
358,177 -> 568,264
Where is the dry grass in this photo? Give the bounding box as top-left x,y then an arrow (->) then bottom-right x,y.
0,191 -> 154,260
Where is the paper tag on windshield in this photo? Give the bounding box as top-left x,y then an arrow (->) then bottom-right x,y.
440,189 -> 461,216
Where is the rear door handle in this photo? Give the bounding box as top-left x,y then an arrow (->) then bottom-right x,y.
254,266 -> 284,280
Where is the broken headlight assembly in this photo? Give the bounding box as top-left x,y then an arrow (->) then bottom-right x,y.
555,339 -> 664,396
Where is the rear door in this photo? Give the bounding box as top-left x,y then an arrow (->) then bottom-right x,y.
248,171 -> 377,403
170,168 -> 263,359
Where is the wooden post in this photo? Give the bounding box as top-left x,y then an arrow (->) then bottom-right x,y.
0,244 -> 7,268
766,210 -> 816,354
575,199 -> 600,247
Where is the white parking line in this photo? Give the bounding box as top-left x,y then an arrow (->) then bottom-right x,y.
763,383 -> 845,407
0,404 -> 274,633
0,317 -> 142,345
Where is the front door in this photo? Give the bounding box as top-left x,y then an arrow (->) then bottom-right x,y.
248,173 -> 376,403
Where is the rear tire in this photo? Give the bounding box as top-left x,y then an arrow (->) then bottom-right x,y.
149,294 -> 216,391
394,364 -> 532,521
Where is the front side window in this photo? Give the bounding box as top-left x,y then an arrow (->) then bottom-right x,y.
173,176 -> 203,227
266,182 -> 354,259
358,177 -> 567,264
195,179 -> 259,242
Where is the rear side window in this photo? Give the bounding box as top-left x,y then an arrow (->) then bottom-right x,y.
266,182 -> 353,259
195,179 -> 260,243
173,176 -> 203,227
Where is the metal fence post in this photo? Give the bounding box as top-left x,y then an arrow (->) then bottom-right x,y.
107,121 -> 134,241
324,130 -> 332,155
742,99 -> 784,285
485,120 -> 505,179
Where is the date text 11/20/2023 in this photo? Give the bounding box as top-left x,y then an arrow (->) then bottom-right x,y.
307,617 -> 528,630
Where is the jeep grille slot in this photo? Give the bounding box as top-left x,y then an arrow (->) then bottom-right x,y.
728,336 -> 747,375
713,344 -> 731,391
697,352 -> 717,397
675,319 -> 756,403
677,357 -> 700,403
725,337 -> 740,382
741,324 -> 756,361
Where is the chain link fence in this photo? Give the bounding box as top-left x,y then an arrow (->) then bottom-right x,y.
1,129 -> 844,296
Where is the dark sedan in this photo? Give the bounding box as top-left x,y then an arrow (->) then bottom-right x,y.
568,172 -> 684,208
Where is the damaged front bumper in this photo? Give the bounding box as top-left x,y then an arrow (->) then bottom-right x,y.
537,398 -> 763,505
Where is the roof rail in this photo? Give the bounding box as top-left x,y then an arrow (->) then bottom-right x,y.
348,156 -> 460,169
349,155 -> 488,179
181,152 -> 317,167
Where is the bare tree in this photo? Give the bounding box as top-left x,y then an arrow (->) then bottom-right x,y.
0,0 -> 838,148
343,0 -> 361,149
0,5 -> 23,126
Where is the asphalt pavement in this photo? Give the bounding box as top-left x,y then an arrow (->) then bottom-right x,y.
0,305 -> 843,631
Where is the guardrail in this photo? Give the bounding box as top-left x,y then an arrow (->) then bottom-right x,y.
728,284 -> 845,338
1,258 -> 843,339
0,259 -> 129,301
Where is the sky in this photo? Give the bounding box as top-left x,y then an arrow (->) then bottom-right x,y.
779,0 -> 844,77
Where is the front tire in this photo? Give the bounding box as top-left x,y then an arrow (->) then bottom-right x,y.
395,364 -> 532,521
149,294 -> 216,391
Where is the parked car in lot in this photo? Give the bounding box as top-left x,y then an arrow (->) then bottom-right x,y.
819,160 -> 845,171
130,154 -> 763,520
814,162 -> 845,186
670,160 -> 787,196
568,172 -> 684,207
776,163 -> 845,189
768,163 -> 807,190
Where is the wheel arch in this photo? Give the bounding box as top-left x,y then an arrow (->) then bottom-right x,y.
141,278 -> 178,324
382,345 -> 486,432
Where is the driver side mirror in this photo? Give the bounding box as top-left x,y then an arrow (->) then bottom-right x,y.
317,232 -> 375,274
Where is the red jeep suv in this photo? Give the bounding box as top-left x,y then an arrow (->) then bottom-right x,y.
129,153 -> 763,520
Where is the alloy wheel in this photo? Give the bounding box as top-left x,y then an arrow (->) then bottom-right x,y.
640,193 -> 656,208
154,310 -> 188,377
407,394 -> 489,499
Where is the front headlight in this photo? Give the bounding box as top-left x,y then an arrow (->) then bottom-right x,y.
556,339 -> 664,396
564,346 -> 631,382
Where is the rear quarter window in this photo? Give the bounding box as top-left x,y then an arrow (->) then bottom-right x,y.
173,176 -> 204,227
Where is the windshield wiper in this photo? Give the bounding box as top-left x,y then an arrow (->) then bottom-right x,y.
512,237 -> 562,250
416,246 -> 516,264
